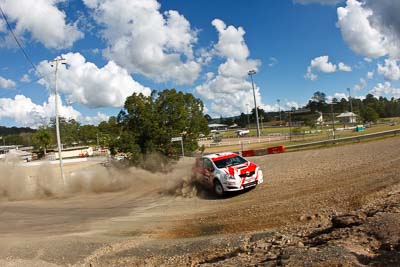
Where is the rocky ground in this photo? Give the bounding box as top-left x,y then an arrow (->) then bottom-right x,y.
0,137 -> 399,266
82,187 -> 400,266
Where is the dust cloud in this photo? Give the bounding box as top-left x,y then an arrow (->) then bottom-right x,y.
0,153 -> 199,201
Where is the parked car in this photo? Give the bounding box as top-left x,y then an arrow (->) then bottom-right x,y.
236,129 -> 250,137
193,152 -> 263,196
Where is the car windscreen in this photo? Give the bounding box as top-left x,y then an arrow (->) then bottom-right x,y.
213,156 -> 248,168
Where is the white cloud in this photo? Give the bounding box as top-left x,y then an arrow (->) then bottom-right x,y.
353,78 -> 367,91
195,19 -> 262,116
364,57 -> 373,62
0,94 -> 109,128
370,81 -> 400,98
20,74 -> 31,83
337,0 -> 400,59
37,53 -> 151,108
333,93 -> 348,100
268,57 -> 278,67
310,56 -> 337,73
0,0 -> 83,49
367,71 -> 374,79
338,62 -> 352,71
305,56 -> 352,80
284,101 -> 301,110
0,94 -> 76,127
294,0 -> 343,5
304,67 -> 318,81
212,19 -> 250,61
329,92 -> 366,101
377,59 -> 400,81
0,76 -> 16,89
80,112 -> 109,125
83,0 -> 201,85
0,17 -> 6,35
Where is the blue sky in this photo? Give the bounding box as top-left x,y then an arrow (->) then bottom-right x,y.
1,0 -> 400,127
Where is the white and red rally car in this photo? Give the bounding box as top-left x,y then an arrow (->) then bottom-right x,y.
193,152 -> 264,196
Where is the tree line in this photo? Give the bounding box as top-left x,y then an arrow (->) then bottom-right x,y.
204,91 -> 400,128
2,90 -> 399,161
304,91 -> 400,124
1,89 -> 209,165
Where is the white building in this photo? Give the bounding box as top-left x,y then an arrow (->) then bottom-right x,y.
0,146 -> 32,161
208,123 -> 228,133
336,112 -> 357,124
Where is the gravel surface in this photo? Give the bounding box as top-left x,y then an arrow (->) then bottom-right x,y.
0,137 -> 399,266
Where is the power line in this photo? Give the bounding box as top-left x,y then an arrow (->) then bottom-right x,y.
0,5 -> 43,77
0,70 -> 53,98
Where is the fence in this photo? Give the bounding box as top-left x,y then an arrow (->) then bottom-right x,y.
285,129 -> 400,150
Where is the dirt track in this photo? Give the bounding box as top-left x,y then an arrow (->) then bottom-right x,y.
0,137 -> 399,266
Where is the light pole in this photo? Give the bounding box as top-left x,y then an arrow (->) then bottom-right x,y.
347,88 -> 354,124
288,111 -> 292,141
246,103 -> 250,129
277,99 -> 281,126
330,102 -> 337,139
50,56 -> 67,184
248,70 -> 260,138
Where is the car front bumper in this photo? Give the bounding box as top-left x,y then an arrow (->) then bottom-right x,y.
222,170 -> 263,192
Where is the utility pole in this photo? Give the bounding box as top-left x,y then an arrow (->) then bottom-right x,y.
248,70 -> 260,138
347,87 -> 354,124
50,56 -> 67,184
277,99 -> 281,126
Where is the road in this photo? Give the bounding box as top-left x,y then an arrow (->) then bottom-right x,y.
0,137 -> 399,266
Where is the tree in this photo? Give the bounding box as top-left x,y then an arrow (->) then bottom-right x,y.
50,118 -> 80,147
312,91 -> 327,103
118,89 -> 209,163
234,112 -> 248,128
32,127 -> 53,156
338,98 -> 348,113
306,91 -> 329,113
250,107 -> 266,123
78,125 -> 97,145
222,117 -> 234,126
204,114 -> 212,122
97,116 -> 121,153
360,106 -> 379,123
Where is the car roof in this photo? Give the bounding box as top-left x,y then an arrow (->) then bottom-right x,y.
203,152 -> 239,161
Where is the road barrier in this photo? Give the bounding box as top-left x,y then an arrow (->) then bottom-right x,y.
254,149 -> 268,156
240,145 -> 286,158
241,150 -> 255,157
286,129 -> 400,150
267,145 -> 285,154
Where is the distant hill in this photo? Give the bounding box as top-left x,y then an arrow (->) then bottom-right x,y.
0,126 -> 36,136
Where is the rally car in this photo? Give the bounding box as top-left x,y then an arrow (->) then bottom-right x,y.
193,152 -> 263,196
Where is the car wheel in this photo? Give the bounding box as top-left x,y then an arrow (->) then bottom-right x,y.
213,180 -> 225,197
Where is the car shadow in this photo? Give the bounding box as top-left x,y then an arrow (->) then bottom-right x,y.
196,182 -> 256,200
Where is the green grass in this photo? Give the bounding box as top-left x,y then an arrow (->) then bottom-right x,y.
204,122 -> 400,154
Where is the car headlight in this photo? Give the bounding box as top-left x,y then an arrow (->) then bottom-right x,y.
224,174 -> 235,180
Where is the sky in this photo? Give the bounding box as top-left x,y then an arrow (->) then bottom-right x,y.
1,0 -> 400,128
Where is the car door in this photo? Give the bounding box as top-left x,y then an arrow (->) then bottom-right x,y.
203,158 -> 215,186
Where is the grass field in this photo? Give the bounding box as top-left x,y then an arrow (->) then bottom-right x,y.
203,120 -> 400,154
